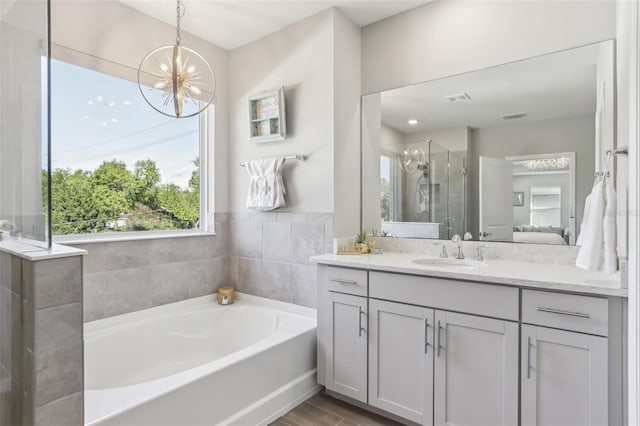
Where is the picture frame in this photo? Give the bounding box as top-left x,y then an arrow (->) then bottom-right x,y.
513,191 -> 525,206
248,87 -> 286,143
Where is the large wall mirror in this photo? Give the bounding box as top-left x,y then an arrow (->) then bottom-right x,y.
362,40 -> 614,246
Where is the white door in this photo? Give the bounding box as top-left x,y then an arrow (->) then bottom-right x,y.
325,292 -> 368,402
521,325 -> 608,426
479,156 -> 513,241
434,311 -> 518,426
368,299 -> 434,424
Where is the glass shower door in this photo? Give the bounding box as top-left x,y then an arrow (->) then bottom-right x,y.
0,0 -> 50,248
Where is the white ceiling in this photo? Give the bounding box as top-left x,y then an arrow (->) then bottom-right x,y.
118,0 -> 432,50
381,43 -> 601,134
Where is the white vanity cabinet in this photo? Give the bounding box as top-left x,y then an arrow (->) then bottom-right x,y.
433,311 -> 518,426
316,264 -> 622,426
368,299 -> 434,423
320,267 -> 369,403
520,290 -> 610,426
368,272 -> 519,426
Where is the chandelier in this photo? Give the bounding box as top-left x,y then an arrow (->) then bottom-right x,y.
137,0 -> 215,118
524,157 -> 569,171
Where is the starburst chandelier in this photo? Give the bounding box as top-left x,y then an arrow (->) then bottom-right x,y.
137,0 -> 215,118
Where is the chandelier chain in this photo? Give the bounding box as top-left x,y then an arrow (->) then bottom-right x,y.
175,0 -> 185,44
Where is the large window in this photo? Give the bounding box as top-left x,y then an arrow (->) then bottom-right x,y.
50,58 -> 210,237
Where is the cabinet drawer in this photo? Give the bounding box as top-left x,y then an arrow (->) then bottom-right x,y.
370,272 -> 518,320
324,266 -> 367,296
522,290 -> 608,336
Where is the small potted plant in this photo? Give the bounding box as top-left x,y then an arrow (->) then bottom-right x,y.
355,231 -> 369,254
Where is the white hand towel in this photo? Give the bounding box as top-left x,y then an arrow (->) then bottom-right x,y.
245,157 -> 286,211
415,175 -> 429,214
602,179 -> 617,274
575,192 -> 591,246
576,180 -> 605,271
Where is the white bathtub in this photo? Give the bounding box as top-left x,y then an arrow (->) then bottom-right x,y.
84,293 -> 319,425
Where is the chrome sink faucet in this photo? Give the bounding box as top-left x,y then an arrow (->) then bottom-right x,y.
451,234 -> 464,259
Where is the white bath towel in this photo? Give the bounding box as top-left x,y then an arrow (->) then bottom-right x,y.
576,180 -> 605,271
602,179 -> 617,274
576,175 -> 620,272
244,157 -> 286,211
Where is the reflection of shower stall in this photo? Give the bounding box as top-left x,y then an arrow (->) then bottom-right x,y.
381,139 -> 466,239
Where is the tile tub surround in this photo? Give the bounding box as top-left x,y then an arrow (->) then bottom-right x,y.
0,249 -> 84,426
69,214 -> 231,322
229,212 -> 334,309
0,252 -> 22,426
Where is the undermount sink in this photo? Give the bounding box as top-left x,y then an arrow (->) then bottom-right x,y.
411,257 -> 487,269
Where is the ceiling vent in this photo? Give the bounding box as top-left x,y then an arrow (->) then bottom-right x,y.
444,93 -> 471,102
500,112 -> 527,120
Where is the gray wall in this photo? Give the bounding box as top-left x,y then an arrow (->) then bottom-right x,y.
361,1 -> 615,94
0,251 -> 84,426
468,115 -> 594,239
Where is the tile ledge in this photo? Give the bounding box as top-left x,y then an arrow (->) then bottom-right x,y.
0,240 -> 86,260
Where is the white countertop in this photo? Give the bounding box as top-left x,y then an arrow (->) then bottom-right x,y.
311,252 -> 626,297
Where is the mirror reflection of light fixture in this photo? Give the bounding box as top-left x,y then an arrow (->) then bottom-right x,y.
524,157 -> 569,171
400,143 -> 427,174
137,0 -> 215,118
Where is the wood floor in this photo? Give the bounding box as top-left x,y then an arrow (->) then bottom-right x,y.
270,392 -> 404,426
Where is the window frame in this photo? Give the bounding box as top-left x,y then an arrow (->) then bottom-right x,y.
50,45 -> 215,244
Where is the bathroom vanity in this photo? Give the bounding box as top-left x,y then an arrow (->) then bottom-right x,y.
313,252 -> 626,426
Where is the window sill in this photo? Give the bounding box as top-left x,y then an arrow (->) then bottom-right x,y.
54,229 -> 217,245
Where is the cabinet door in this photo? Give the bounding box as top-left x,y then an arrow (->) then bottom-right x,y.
368,299 -> 434,424
325,292 -> 368,402
521,325 -> 608,426
434,311 -> 518,426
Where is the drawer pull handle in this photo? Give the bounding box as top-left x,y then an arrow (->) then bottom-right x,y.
536,307 -> 591,319
330,278 -> 357,285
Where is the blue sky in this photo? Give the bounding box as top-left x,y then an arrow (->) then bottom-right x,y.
51,60 -> 200,188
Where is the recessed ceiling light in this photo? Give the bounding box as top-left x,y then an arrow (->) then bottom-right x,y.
408,119 -> 419,125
